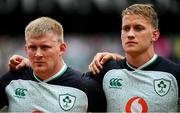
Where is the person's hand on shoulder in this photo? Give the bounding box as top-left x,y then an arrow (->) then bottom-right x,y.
88,52 -> 125,75
8,54 -> 29,70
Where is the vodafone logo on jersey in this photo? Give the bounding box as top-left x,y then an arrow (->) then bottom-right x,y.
33,111 -> 42,113
125,96 -> 148,113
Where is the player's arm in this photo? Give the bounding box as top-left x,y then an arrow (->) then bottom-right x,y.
88,52 -> 125,75
8,54 -> 29,70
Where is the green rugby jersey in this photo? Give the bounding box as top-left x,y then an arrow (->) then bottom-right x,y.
0,64 -> 106,112
88,55 -> 180,112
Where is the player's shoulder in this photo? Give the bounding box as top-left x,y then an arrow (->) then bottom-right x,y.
1,67 -> 33,79
99,59 -> 126,74
0,67 -> 33,87
81,73 -> 98,84
158,56 -> 180,68
63,67 -> 83,80
157,56 -> 180,73
66,67 -> 102,84
104,59 -> 125,67
65,67 -> 102,91
62,67 -> 97,87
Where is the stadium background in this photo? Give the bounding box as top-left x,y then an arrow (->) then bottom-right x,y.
0,0 -> 180,75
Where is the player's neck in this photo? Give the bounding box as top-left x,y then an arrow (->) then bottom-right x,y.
126,51 -> 155,69
34,61 -> 65,81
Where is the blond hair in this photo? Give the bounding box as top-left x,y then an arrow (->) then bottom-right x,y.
25,17 -> 64,42
122,4 -> 159,29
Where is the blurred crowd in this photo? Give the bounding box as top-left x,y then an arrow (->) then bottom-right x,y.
0,34 -> 180,75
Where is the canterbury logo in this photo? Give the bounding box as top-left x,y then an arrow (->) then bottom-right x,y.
109,78 -> 123,88
15,88 -> 27,96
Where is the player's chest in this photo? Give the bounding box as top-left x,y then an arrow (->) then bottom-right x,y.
103,69 -> 178,112
6,80 -> 88,112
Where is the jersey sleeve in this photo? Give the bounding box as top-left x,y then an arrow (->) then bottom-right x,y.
0,72 -> 13,109
0,68 -> 29,109
80,74 -> 107,112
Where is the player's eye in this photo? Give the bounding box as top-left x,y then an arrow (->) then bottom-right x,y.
41,46 -> 51,50
28,46 -> 37,50
122,26 -> 130,32
134,25 -> 145,31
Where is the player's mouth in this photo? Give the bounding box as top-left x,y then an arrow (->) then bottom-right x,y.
126,41 -> 137,45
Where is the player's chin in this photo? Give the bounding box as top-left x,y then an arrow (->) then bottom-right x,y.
125,48 -> 140,55
33,66 -> 47,73
124,47 -> 136,52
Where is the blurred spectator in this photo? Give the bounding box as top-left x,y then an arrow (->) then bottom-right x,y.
155,35 -> 172,58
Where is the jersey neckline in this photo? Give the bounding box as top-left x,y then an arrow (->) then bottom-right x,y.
126,54 -> 158,70
33,63 -> 68,82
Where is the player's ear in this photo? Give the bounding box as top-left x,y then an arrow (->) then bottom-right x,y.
152,29 -> 160,42
59,42 -> 67,55
24,44 -> 28,53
